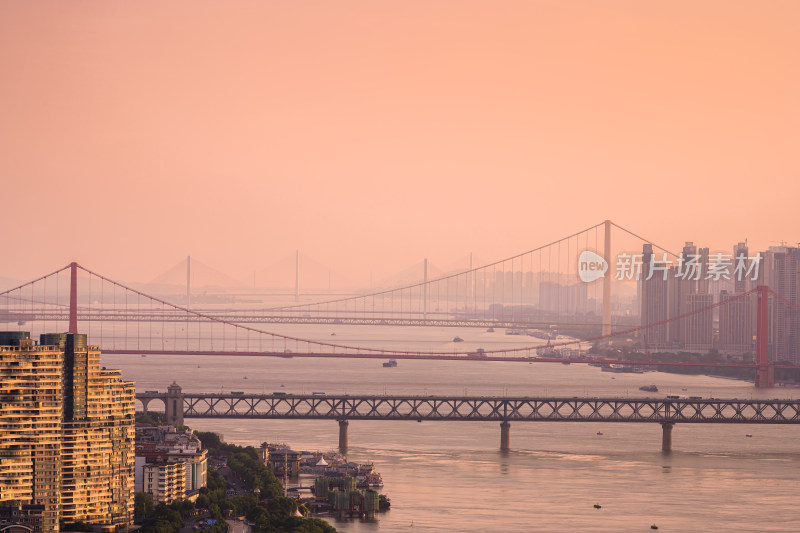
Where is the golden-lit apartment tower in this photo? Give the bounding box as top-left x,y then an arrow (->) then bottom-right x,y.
0,332 -> 63,533
41,333 -> 136,530
1,332 -> 134,532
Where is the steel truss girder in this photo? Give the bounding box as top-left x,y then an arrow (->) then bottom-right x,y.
136,393 -> 800,424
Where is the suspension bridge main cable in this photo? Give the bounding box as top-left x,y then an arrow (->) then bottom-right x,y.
610,221 -> 679,258
70,264 -> 755,358
0,264 -> 73,298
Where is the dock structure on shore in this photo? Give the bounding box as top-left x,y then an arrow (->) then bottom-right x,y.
314,477 -> 381,519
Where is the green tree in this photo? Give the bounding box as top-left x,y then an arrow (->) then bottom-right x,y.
136,411 -> 168,425
139,503 -> 183,533
195,431 -> 224,452
268,496 -> 298,519
227,450 -> 282,498
134,492 -> 154,523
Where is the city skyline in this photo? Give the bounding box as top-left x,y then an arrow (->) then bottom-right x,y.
1,1 -> 799,283
0,231 -> 789,293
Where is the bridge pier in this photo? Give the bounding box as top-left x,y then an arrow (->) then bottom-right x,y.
140,398 -> 150,414
338,419 -> 349,453
500,421 -> 510,451
661,422 -> 674,453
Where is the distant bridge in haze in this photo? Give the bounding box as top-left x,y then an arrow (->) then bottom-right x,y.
1,220 -> 796,387
1,309 -> 630,330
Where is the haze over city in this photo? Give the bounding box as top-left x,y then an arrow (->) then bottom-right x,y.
2,1 -> 799,285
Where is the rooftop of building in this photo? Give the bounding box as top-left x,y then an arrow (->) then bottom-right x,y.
135,425 -> 206,460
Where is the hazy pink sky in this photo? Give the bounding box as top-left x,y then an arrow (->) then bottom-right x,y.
2,1 -> 798,285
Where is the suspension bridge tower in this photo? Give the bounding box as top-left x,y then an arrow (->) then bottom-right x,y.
69,262 -> 78,334
602,220 -> 612,337
755,285 -> 774,388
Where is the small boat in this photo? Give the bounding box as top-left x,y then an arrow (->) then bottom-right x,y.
593,504 -> 602,509
383,359 -> 398,367
486,327 -> 495,333
746,434 -> 753,438
651,525 -> 658,530
453,336 -> 464,342
141,354 -> 146,358
243,376 -> 248,380
639,385 -> 658,392
596,431 -> 603,436
468,348 -> 487,357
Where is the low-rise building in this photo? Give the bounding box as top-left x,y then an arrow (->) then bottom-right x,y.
135,425 -> 207,501
0,505 -> 44,533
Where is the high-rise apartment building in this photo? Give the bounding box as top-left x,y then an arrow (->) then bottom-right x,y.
0,332 -> 63,532
762,246 -> 800,364
641,242 -> 714,351
0,332 -> 135,532
719,242 -> 755,354
719,289 -> 754,353
641,244 -> 670,348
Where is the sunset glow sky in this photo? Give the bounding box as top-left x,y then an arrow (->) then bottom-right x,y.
2,1 -> 798,286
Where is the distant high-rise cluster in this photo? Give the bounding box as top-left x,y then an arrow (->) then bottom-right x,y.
0,332 -> 135,532
641,242 -> 714,351
762,245 -> 800,363
639,242 -> 800,364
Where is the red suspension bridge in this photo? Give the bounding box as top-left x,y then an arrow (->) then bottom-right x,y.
1,221 -> 797,387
